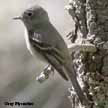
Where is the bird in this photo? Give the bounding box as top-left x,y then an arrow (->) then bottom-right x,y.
14,5 -> 88,104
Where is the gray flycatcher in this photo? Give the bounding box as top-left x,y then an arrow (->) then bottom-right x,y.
14,5 -> 88,104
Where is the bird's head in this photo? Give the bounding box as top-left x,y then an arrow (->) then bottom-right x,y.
14,5 -> 49,30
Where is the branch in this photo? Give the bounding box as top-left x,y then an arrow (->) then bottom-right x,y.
36,43 -> 96,83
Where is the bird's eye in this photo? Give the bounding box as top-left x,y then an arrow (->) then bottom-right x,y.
27,12 -> 33,17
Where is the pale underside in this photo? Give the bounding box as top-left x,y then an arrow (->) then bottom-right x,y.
24,28 -> 48,63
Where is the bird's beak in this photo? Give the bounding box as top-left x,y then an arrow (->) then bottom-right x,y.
13,16 -> 22,20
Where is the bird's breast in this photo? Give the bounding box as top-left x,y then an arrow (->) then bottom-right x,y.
24,28 -> 47,63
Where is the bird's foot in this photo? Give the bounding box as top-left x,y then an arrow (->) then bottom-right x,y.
36,65 -> 54,83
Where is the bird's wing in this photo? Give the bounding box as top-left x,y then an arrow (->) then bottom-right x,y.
29,34 -> 68,81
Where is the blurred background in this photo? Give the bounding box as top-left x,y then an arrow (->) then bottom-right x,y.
0,0 -> 74,108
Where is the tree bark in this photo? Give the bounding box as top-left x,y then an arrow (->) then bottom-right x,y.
66,0 -> 108,108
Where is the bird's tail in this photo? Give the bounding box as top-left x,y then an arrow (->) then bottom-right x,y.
64,61 -> 88,105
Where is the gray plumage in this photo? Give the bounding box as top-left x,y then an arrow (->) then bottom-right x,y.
14,5 -> 88,104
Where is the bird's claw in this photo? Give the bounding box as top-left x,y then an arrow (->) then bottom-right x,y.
36,65 -> 55,83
